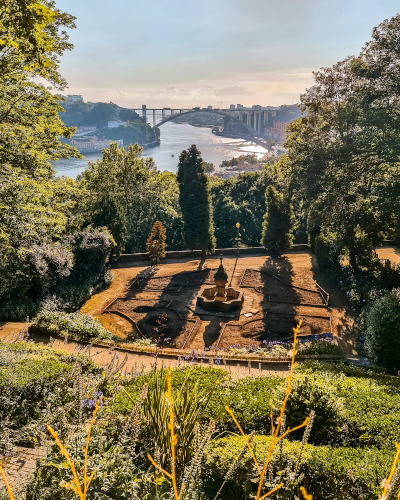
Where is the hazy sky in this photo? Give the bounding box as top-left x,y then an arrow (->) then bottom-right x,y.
56,0 -> 400,108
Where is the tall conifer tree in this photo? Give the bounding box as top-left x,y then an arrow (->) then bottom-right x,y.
261,186 -> 296,256
177,145 -> 215,255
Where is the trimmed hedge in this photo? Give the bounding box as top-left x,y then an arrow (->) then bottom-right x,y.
203,435 -> 393,499
112,364 -> 400,449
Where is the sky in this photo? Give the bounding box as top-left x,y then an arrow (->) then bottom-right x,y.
55,0 -> 400,108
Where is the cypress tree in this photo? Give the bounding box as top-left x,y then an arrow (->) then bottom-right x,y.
261,186 -> 296,256
147,221 -> 167,263
177,145 -> 216,255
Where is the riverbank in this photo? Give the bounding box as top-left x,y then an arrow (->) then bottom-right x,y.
52,122 -> 267,178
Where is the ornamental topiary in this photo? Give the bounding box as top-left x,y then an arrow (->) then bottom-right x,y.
365,288 -> 400,370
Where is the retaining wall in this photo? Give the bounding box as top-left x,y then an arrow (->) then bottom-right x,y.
117,244 -> 309,262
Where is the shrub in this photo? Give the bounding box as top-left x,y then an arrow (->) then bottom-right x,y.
203,435 -> 393,499
364,288 -> 400,369
285,373 -> 346,441
0,341 -> 100,447
66,225 -> 115,275
32,305 -> 115,341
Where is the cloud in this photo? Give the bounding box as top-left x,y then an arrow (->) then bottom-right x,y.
284,72 -> 314,78
212,85 -> 254,96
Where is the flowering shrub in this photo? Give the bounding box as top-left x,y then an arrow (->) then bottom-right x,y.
224,335 -> 342,357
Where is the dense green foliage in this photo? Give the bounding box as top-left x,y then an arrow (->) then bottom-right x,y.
261,185 -> 296,255
0,340 -> 100,449
177,145 -> 216,253
10,360 -> 397,498
364,288 -> 400,369
32,307 -> 115,341
79,142 -> 182,253
146,220 -> 166,263
204,435 -> 392,499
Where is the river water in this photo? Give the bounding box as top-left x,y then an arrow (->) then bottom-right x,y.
52,122 -> 267,178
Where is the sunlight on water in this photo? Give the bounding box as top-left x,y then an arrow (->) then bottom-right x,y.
52,122 -> 267,178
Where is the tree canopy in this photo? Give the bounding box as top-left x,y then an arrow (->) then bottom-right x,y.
177,144 -> 215,254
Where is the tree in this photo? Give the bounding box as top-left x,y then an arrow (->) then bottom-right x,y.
147,221 -> 166,263
261,186 -> 296,256
202,161 -> 215,173
365,288 -> 400,370
177,145 -> 215,255
0,0 -> 76,87
92,196 -> 127,260
267,138 -> 276,148
80,142 -> 182,252
285,15 -> 400,271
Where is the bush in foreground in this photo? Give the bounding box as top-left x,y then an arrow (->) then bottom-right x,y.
365,288 -> 400,370
32,307 -> 114,341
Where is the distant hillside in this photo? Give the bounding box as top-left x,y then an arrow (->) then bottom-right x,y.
58,101 -> 159,146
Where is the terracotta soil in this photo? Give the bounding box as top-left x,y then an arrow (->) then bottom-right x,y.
79,251 -> 357,354
376,246 -> 400,264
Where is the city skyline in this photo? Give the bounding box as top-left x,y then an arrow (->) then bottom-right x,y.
55,0 -> 400,107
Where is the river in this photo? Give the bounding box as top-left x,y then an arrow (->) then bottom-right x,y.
52,122 -> 267,178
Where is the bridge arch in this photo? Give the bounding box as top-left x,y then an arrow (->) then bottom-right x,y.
151,108 -> 258,137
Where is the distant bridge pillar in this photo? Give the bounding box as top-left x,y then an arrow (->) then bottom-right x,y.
142,104 -> 146,120
153,109 -> 156,127
223,115 -> 231,131
162,108 -> 165,120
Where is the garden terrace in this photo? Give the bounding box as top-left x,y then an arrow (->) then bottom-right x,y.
84,252 -> 352,356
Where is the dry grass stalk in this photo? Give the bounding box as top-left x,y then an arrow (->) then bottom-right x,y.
0,462 -> 14,500
300,486 -> 313,499
226,321 -> 308,500
46,397 -> 101,499
380,442 -> 400,500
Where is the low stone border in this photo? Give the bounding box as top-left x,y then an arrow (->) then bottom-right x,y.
117,245 -> 309,262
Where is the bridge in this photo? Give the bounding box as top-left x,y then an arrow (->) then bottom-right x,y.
134,105 -> 277,146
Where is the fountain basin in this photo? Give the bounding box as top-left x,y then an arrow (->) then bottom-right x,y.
196,286 -> 244,312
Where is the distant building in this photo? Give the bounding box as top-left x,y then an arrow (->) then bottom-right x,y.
108,121 -> 127,128
71,138 -> 123,152
65,94 -> 83,104
207,106 -> 213,110
237,104 -> 244,109
263,121 -> 290,142
230,104 -> 236,110
236,160 -> 262,171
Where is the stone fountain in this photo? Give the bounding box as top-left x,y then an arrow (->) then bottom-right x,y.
196,255 -> 244,312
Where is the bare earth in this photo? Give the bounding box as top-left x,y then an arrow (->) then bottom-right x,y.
81,250 -> 357,355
